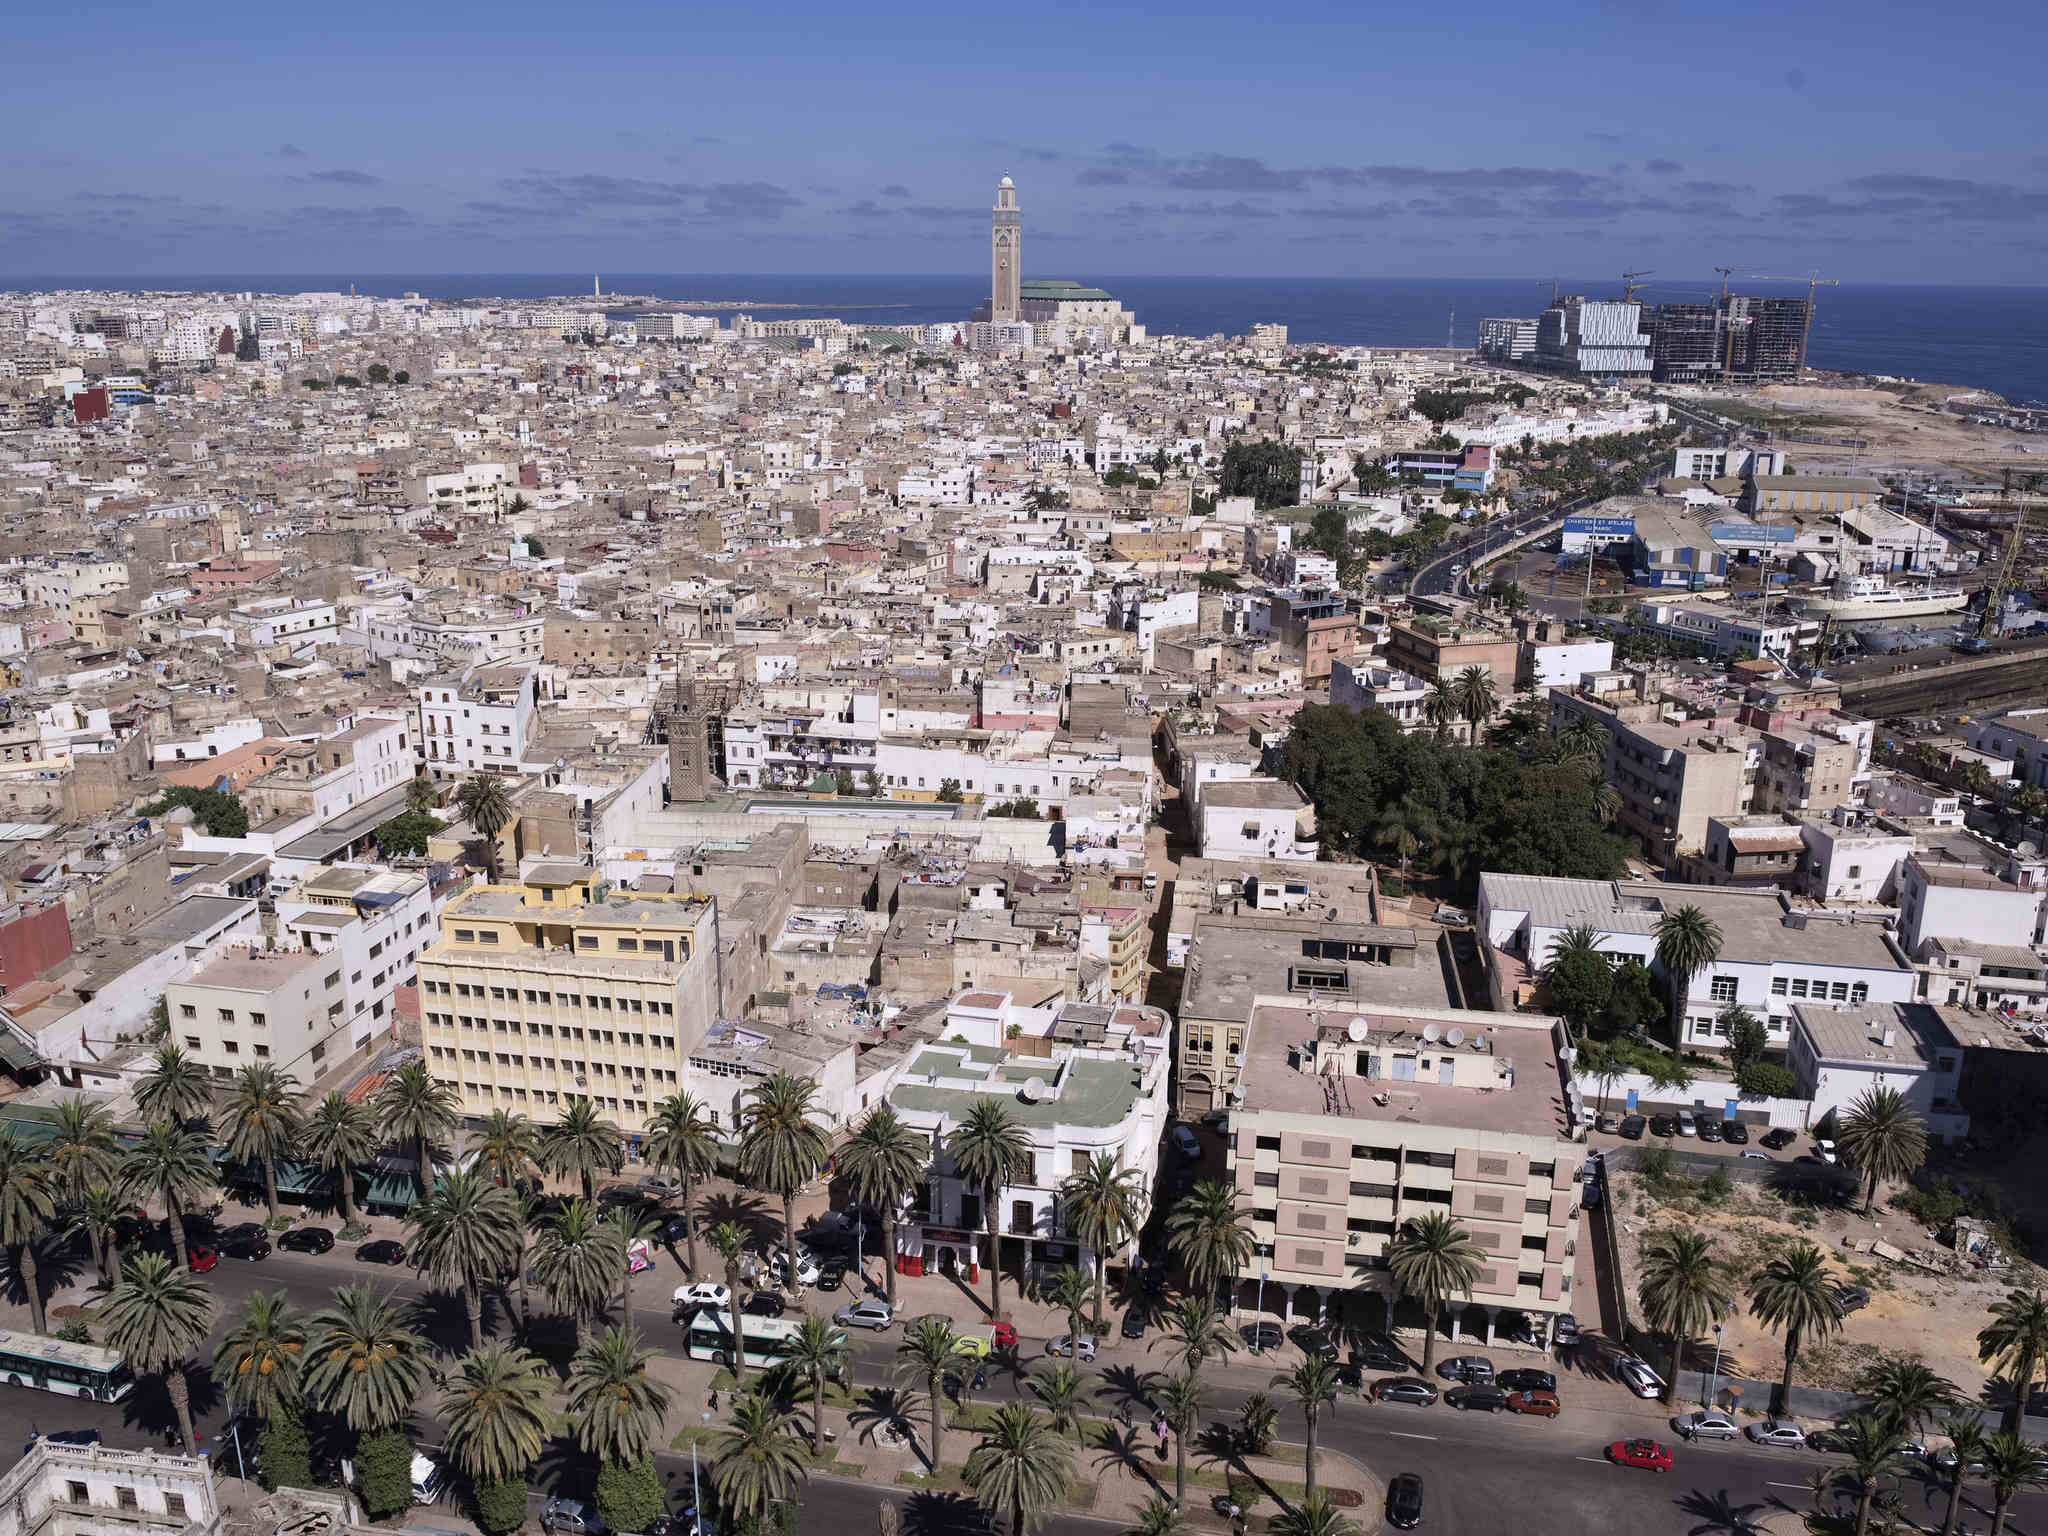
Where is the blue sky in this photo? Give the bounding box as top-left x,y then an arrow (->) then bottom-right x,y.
4,0 -> 2043,283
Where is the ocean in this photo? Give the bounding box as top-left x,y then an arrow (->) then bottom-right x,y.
15,272 -> 2048,406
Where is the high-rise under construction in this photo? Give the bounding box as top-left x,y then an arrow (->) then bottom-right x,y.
1646,292 -> 1814,383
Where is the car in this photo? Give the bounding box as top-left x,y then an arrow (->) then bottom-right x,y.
1741,1150 -> 1773,1161
1618,1115 -> 1646,1142
278,1225 -> 334,1255
27,1428 -> 102,1449
1814,1138 -> 1839,1164
1932,1445 -> 1988,1475
1761,1127 -> 1797,1150
1608,1438 -> 1673,1472
672,1281 -> 732,1315
1121,1309 -> 1149,1341
741,1292 -> 786,1318
1496,1369 -> 1556,1394
1836,1284 -> 1871,1314
656,1215 -> 693,1245
1649,1115 -> 1678,1138
1676,1411 -> 1740,1441
1435,1355 -> 1494,1385
1595,1111 -> 1621,1135
1047,1333 -> 1098,1361
1447,1384 -> 1511,1414
1351,1346 -> 1413,1374
1142,871 -> 1160,892
218,1222 -> 272,1261
410,1453 -> 447,1505
188,1246 -> 220,1273
637,1175 -> 683,1199
1507,1389 -> 1562,1417
1385,1473 -> 1425,1531
1615,1358 -> 1665,1399
1697,1118 -> 1723,1143
834,1299 -> 895,1331
1748,1419 -> 1808,1448
1288,1325 -> 1339,1362
542,1497 -> 608,1536
1723,1121 -> 1750,1145
1581,1181 -> 1603,1211
769,1249 -> 822,1288
952,1323 -> 1016,1358
815,1257 -> 848,1292
1677,1110 -> 1698,1137
1434,905 -> 1470,927
1373,1377 -> 1438,1406
1239,1322 -> 1285,1351
1552,1314 -> 1582,1347
1168,1125 -> 1202,1160
355,1240 -> 406,1266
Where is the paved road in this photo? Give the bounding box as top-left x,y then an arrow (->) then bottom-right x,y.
1410,501 -> 1585,599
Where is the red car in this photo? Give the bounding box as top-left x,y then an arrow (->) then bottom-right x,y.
187,1247 -> 220,1274
1608,1438 -> 1672,1472
992,1321 -> 1018,1352
1507,1389 -> 1561,1417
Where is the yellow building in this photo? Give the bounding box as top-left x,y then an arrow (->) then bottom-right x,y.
418,864 -> 717,1125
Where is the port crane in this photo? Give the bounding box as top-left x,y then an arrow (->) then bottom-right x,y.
1967,471 -> 2047,651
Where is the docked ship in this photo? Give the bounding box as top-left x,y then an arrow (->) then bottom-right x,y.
1784,572 -> 1969,621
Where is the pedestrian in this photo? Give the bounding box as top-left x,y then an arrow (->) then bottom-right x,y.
708,1388 -> 719,1413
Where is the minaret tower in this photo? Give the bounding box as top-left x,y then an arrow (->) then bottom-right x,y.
991,174 -> 1021,324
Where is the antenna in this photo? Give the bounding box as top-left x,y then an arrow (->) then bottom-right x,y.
1447,305 -> 1455,354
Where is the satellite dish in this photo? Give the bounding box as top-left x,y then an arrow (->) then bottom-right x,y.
1021,1076 -> 1047,1102
2020,841 -> 2040,859
1446,1027 -> 1466,1047
1474,1033 -> 1489,1052
1347,1017 -> 1369,1042
1422,1023 -> 1442,1044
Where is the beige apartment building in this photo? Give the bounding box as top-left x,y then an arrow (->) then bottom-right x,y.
418,865 -> 717,1125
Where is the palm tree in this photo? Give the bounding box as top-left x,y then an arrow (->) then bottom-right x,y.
739,1072 -> 830,1295
470,1109 -> 540,1189
455,774 -> 515,883
303,1283 -> 429,1434
223,1064 -> 302,1226
711,1393 -> 808,1529
965,1402 -> 1075,1536
896,1314 -> 962,1472
1834,1413 -> 1908,1536
1385,1212 -> 1483,1374
100,1252 -> 212,1453
1936,1414 -> 1988,1536
1545,923 -> 1607,972
1748,1239 -> 1845,1415
46,1095 -> 121,1203
1453,664 -> 1497,736
378,1061 -> 460,1198
1153,1296 -> 1236,1374
301,1092 -> 381,1233
599,1204 -> 657,1318
1166,1179 -> 1253,1304
1837,1086 -> 1930,1216
1984,1430 -> 2041,1535
405,772 -> 439,816
136,1044 -> 213,1127
1157,1371 -> 1208,1511
540,1099 -> 625,1202
1268,1490 -> 1361,1536
1860,1358 -> 1956,1437
644,1092 -> 721,1275
1127,1494 -> 1193,1536
708,1220 -> 751,1385
1275,1357 -> 1342,1497
946,1098 -> 1032,1318
1044,1267 -> 1093,1350
569,1326 -> 673,1467
441,1341 -> 553,1487
121,1118 -> 214,1274
1635,1229 -> 1733,1406
407,1166 -> 523,1348
1590,779 -> 1623,827
1059,1153 -> 1142,1333
532,1198 -> 617,1347
837,1103 -> 926,1306
785,1316 -> 852,1454
1653,905 -> 1724,1042
1027,1362 -> 1092,1439
1423,677 -> 1460,743
0,1132 -> 57,1333
215,1290 -> 307,1421
1979,1287 -> 2048,1433
71,1182 -> 130,1287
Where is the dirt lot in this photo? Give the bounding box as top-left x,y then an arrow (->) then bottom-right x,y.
1608,1160 -> 2040,1407
1664,379 -> 2039,477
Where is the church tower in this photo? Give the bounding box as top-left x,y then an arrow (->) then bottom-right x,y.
990,174 -> 1021,324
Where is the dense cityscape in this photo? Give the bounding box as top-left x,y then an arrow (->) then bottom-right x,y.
1,125 -> 2047,1536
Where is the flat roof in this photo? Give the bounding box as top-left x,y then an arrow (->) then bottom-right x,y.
1792,1001 -> 1958,1069
891,1049 -> 1145,1130
1199,779 -> 1306,811
185,946 -> 321,993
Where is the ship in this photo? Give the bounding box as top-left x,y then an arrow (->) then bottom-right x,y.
1784,572 -> 1969,621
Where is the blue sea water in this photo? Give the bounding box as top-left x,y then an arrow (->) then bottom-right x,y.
14,272 -> 2048,406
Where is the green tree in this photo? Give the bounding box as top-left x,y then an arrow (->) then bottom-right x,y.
1722,1006 -> 1769,1071
1834,1412 -> 1909,1536
1128,1495 -> 1194,1536
1635,1229 -> 1733,1406
936,778 -> 964,803
1748,1239 -> 1845,1415
378,1060 -> 460,1197
121,1118 -> 214,1273
896,1314 -> 962,1471
405,772 -> 439,816
136,1043 -> 213,1126
644,1092 -> 721,1276
1653,905 -> 1724,1043
1452,665 -> 1498,736
374,810 -> 442,858
1978,1288 -> 2048,1434
1605,959 -> 1664,1038
965,1402 -> 1074,1536
1984,1431 -> 2041,1535
1422,677 -> 1460,743
838,1103 -> 927,1307
407,1166 -> 523,1348
1837,1085 -> 1930,1216
259,1406 -> 314,1492
1936,1414 -> 1988,1536
441,1342 -> 553,1500
712,1393 -> 808,1530
1059,1153 -> 1142,1331
1544,942 -> 1613,1040
1044,1267 -> 1093,1352
1157,1371 -> 1208,1510
223,1064 -> 302,1226
593,1459 -> 664,1536
393,370 -> 409,384
1307,505 -> 1351,565
740,1071 -> 831,1297
948,1098 -> 1032,1317
0,1133 -> 57,1333
570,1325 -> 672,1466
1860,1358 -> 1956,1437
365,363 -> 391,384
100,1252 -> 212,1453
1027,1362 -> 1092,1438
303,1283 -> 429,1434
47,1095 -> 122,1203
454,774 -> 515,882
215,1290 -> 307,1422
1267,1490 -> 1360,1536
541,1099 -> 625,1201
1386,1212 -> 1483,1374
354,1430 -> 416,1519
139,785 -> 249,837
71,1182 -> 129,1287
533,1198 -> 617,1347
301,1092 -> 380,1233
1166,1179 -> 1253,1303
1236,1390 -> 1278,1457
785,1317 -> 852,1454
1274,1356 -> 1343,1496
1217,438 -> 1305,510
470,1108 -> 541,1189
1153,1296 -> 1237,1374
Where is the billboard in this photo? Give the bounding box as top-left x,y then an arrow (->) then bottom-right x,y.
1711,521 -> 1796,544
1562,515 -> 1635,539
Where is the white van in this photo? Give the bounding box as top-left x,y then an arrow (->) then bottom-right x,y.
410,1453 -> 447,1505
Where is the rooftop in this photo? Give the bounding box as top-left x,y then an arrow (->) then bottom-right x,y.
1791,1001 -> 1958,1069
890,1045 -> 1148,1129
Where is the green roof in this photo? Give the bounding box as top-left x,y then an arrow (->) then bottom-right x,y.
892,1055 -> 1143,1129
1021,280 -> 1115,302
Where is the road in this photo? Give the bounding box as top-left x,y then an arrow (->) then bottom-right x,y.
1409,503 -> 1578,599
20,1247 -> 2048,1535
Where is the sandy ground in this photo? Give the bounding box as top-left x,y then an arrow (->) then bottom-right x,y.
1664,380 -> 2041,478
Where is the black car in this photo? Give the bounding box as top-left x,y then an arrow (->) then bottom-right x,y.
355,1239 -> 407,1265
1496,1368 -> 1556,1394
1722,1121 -> 1751,1145
1697,1118 -> 1724,1143
1386,1473 -> 1424,1530
1761,1127 -> 1797,1150
1648,1115 -> 1678,1138
1120,1309 -> 1149,1341
1618,1115 -> 1647,1141
1835,1284 -> 1871,1314
1447,1384 -> 1511,1413
742,1292 -> 786,1318
278,1226 -> 334,1255
1239,1322 -> 1284,1351
1374,1376 -> 1438,1406
657,1216 -> 692,1245
815,1258 -> 848,1292
1435,1355 -> 1494,1384
1351,1346 -> 1413,1374
1288,1325 -> 1339,1362
218,1222 -> 272,1260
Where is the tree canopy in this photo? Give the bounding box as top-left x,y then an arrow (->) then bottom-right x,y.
139,786 -> 248,838
1218,438 -> 1305,510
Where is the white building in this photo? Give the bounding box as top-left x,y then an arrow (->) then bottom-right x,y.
1195,780 -> 1320,863
1898,851 -> 2047,961
1787,1001 -> 1968,1141
229,597 -> 339,649
416,665 -> 541,780
1330,660 -> 1430,733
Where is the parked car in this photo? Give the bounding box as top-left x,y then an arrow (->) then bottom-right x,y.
410,1454 -> 447,1505
1608,1438 -> 1673,1472
1581,1181 -> 1603,1210
1168,1125 -> 1202,1160
1435,1355 -> 1494,1384
1552,1314 -> 1582,1347
1121,1309 -> 1149,1341
769,1249 -> 822,1287
1677,1110 -> 1699,1137
542,1498 -> 608,1536
278,1226 -> 334,1255
355,1240 -> 406,1266
1507,1389 -> 1561,1417
1596,1111 -> 1621,1135
1649,1115 -> 1678,1138
1373,1377 -> 1438,1406
833,1300 -> 895,1331
1496,1369 -> 1556,1394
815,1257 -> 849,1292
741,1292 -> 786,1318
637,1175 -> 683,1199
1447,1384 -> 1511,1414
187,1246 -> 221,1273
671,1282 -> 732,1315
1932,1445 -> 1988,1475
1385,1473 -> 1425,1531
1047,1333 -> 1098,1361
1676,1411 -> 1740,1441
1615,1358 -> 1664,1399
1748,1419 -> 1808,1448
1723,1121 -> 1750,1145
218,1223 -> 272,1261
1835,1284 -> 1870,1314
1239,1322 -> 1285,1351
1761,1127 -> 1797,1150
1741,1150 -> 1774,1161
1434,905 -> 1470,927
1350,1346 -> 1413,1374
1813,1137 -> 1839,1164
1697,1118 -> 1723,1143
1619,1115 -> 1647,1141
1288,1325 -> 1339,1362
656,1215 -> 693,1245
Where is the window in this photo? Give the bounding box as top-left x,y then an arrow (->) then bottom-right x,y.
184,1036 -> 201,1051
617,938 -> 638,952
250,1011 -> 266,1026
455,929 -> 474,943
1771,977 -> 1788,996
578,936 -> 598,950
180,1003 -> 196,1019
1850,982 -> 1868,1004
477,930 -> 497,944
1829,981 -> 1850,1002
1708,975 -> 1738,1004
1789,978 -> 1810,998
224,1040 -> 240,1055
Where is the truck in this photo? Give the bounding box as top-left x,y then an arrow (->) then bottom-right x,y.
950,1319 -> 1018,1358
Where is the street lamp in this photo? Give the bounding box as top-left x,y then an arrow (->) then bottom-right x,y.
1705,1319 -> 1725,1411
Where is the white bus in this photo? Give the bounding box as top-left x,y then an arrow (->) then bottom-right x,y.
683,1312 -> 805,1371
0,1330 -> 134,1402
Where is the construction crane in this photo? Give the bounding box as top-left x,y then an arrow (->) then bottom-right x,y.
1733,271 -> 1839,374
1967,472 -> 2047,651
1621,270 -> 1655,304
1714,266 -> 1740,300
